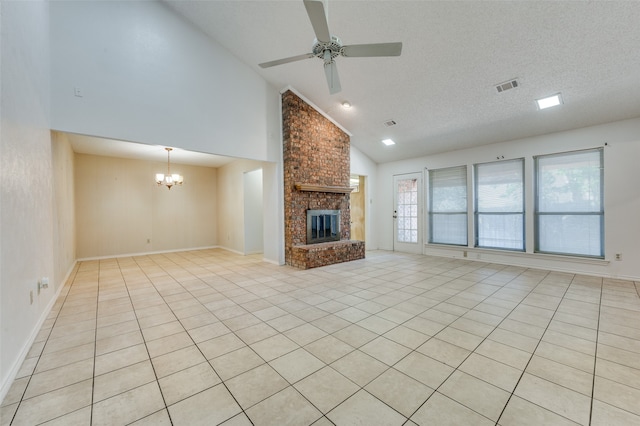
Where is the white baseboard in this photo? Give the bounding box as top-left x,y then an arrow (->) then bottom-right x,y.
215,246 -> 244,256
76,245 -> 221,262
0,261 -> 76,404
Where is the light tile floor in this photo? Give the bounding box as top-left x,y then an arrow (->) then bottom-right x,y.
2,249 -> 640,425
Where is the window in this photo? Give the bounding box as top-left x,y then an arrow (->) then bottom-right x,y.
535,148 -> 603,257
428,166 -> 467,245
475,159 -> 524,250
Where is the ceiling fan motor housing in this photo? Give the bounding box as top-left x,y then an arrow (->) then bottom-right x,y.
312,36 -> 343,61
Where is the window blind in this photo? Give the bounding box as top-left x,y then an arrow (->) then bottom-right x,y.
475,159 -> 524,250
535,148 -> 603,257
428,165 -> 467,245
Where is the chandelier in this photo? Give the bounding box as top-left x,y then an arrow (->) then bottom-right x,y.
155,147 -> 183,190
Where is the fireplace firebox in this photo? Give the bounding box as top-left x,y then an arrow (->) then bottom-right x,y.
307,210 -> 340,244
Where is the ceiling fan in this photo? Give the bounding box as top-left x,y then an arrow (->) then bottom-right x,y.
259,0 -> 402,94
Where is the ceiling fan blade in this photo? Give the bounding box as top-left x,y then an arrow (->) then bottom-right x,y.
341,42 -> 403,58
324,60 -> 341,94
304,0 -> 331,42
259,53 -> 315,68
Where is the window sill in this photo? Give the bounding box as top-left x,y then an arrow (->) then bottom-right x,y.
424,244 -> 610,266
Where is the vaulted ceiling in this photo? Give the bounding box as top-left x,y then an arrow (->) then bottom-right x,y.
165,0 -> 640,163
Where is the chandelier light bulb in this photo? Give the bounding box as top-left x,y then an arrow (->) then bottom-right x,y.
155,147 -> 183,190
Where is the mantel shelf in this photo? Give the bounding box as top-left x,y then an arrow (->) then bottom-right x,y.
295,183 -> 354,194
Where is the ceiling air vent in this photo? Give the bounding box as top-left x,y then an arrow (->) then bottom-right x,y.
383,120 -> 397,127
496,79 -> 519,93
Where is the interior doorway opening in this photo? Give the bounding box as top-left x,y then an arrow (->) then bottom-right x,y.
349,174 -> 366,242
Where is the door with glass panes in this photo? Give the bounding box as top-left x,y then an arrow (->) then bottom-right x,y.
393,173 -> 423,253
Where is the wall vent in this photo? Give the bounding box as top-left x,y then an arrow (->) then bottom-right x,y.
383,120 -> 397,127
496,79 -> 519,93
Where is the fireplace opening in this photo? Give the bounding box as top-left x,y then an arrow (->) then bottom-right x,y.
307,210 -> 340,244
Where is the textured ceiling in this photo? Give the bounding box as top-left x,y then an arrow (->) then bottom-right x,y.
164,0 -> 640,163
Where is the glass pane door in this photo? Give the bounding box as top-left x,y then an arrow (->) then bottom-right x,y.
393,173 -> 423,253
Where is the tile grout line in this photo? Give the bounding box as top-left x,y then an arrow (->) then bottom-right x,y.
7,251 -> 639,425
405,268 -> 560,424
314,260 -> 509,422
89,261 -> 102,426
494,273 -> 594,426
129,253 -> 255,425
322,261 -> 538,423
138,250 -> 284,417
173,255 -> 486,421
588,279 -> 604,426
179,251 -> 385,424
116,256 -> 178,425
7,264 -> 82,425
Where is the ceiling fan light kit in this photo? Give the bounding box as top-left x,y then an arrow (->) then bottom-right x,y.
259,0 -> 402,94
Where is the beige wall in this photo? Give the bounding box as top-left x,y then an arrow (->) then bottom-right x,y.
51,132 -> 76,285
75,154 -> 217,258
217,159 -> 266,254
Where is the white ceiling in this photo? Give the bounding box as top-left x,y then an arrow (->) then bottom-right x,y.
163,0 -> 640,164
68,134 -> 234,168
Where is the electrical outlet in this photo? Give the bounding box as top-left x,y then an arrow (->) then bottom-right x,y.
463,251 -> 468,258
38,277 -> 49,294
74,86 -> 83,97
615,253 -> 622,261
147,238 -> 151,244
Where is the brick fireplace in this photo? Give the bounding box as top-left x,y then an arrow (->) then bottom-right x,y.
282,90 -> 365,269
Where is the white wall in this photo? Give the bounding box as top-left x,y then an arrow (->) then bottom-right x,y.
217,159 -> 268,255
262,161 -> 284,264
243,169 -> 264,255
0,0 -> 61,401
350,145 -> 378,249
50,0 -> 280,163
376,117 -> 640,280
51,132 -> 76,288
48,0 -> 285,261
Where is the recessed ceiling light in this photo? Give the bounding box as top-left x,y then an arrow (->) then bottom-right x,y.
536,93 -> 563,110
341,101 -> 352,109
382,139 -> 395,146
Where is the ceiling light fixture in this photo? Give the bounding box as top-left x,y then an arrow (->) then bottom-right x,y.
341,101 -> 352,109
155,147 -> 183,190
382,139 -> 396,146
536,93 -> 563,110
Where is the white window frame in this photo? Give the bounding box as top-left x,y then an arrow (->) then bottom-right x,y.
534,148 -> 604,258
474,158 -> 525,251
